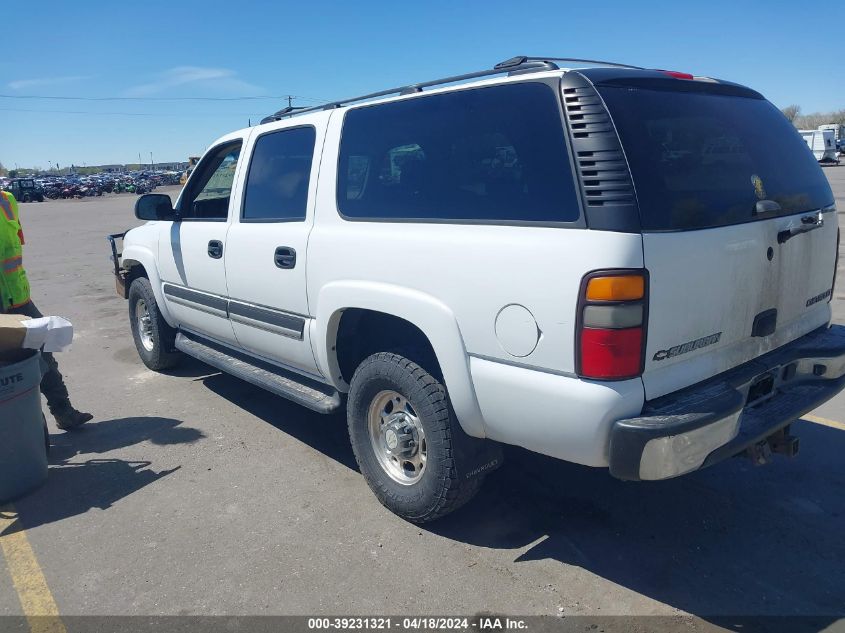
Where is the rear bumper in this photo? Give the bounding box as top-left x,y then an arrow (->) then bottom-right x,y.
609,324 -> 845,481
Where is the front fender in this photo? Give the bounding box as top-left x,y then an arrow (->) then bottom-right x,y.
122,233 -> 175,327
314,281 -> 486,438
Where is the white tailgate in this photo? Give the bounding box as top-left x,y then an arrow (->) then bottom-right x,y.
642,211 -> 837,399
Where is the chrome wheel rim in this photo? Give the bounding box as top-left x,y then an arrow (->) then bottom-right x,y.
367,390 -> 427,485
135,298 -> 155,352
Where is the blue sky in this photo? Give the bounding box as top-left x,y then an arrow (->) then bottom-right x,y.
3,0 -> 843,168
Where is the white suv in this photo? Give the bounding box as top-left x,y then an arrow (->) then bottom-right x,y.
109,56 -> 845,522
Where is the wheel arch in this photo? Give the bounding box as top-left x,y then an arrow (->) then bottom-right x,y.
314,281 -> 486,438
334,309 -> 442,385
121,243 -> 175,326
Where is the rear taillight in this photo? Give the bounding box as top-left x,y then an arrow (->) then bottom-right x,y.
577,270 -> 648,380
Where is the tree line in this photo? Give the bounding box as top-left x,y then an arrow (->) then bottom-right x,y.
781,105 -> 845,129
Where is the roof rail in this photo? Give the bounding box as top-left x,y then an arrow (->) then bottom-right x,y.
496,56 -> 644,71
259,55 -> 643,124
260,57 -> 560,124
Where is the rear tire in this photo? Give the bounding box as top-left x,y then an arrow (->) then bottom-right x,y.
128,277 -> 180,370
347,352 -> 483,523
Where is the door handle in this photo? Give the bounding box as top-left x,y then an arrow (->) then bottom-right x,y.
208,240 -> 223,259
777,212 -> 824,244
274,246 -> 296,269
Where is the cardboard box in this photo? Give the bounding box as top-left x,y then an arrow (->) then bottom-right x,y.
0,314 -> 31,353
0,314 -> 74,357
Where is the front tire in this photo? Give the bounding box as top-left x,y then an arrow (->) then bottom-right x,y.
347,352 -> 483,523
128,277 -> 180,370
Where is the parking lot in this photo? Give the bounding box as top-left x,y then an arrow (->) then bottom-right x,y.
2,167 -> 845,630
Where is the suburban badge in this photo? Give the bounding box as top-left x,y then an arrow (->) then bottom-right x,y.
653,332 -> 722,361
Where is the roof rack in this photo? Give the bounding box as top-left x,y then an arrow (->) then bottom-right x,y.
259,55 -> 642,124
494,56 -> 644,71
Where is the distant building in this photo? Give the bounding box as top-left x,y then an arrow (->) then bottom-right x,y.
152,162 -> 189,171
88,162 -> 188,173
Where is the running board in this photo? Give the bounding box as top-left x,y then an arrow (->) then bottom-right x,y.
175,332 -> 342,414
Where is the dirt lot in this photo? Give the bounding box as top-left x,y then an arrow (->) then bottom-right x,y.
2,171 -> 845,630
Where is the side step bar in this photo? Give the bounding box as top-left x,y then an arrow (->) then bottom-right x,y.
175,332 -> 342,414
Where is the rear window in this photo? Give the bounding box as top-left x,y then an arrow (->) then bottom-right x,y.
598,86 -> 834,231
337,82 -> 581,224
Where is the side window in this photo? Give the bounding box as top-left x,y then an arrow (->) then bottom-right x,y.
242,127 -> 316,222
180,142 -> 242,220
337,82 -> 580,223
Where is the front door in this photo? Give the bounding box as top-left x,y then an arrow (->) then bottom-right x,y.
157,139 -> 244,345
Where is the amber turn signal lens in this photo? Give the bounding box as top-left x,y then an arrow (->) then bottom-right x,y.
586,275 -> 645,301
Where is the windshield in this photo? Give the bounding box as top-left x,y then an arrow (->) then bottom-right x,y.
598,85 -> 834,231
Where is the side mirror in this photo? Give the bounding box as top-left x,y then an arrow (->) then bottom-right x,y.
135,193 -> 176,221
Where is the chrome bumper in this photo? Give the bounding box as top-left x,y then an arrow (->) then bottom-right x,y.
609,324 -> 845,481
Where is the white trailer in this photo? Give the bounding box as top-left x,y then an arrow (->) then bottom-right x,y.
818,123 -> 845,142
818,124 -> 845,155
800,129 -> 839,163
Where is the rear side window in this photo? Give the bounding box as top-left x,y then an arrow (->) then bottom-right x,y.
598,86 -> 834,231
337,82 -> 580,223
243,126 -> 316,222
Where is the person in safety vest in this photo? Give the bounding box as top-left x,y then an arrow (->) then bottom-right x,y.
0,189 -> 92,430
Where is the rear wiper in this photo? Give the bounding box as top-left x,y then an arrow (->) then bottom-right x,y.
777,212 -> 824,244
754,199 -> 781,216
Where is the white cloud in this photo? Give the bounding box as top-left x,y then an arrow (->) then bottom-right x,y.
8,75 -> 90,90
125,66 -> 262,97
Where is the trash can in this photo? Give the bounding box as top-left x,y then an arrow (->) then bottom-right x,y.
0,350 -> 48,503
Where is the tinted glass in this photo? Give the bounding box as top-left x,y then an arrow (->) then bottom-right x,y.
338,82 -> 580,223
243,127 -> 316,221
598,86 -> 834,231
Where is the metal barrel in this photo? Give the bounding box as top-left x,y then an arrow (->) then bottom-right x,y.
0,351 -> 48,503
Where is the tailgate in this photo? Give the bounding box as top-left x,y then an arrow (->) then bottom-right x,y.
643,215 -> 836,398
595,78 -> 837,399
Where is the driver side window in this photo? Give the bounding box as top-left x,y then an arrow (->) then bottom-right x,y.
180,141 -> 242,221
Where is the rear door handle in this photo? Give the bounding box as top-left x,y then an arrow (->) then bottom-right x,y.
208,240 -> 223,259
778,212 -> 824,244
274,246 -> 296,269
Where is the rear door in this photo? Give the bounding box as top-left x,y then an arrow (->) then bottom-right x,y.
598,82 -> 837,399
224,121 -> 325,377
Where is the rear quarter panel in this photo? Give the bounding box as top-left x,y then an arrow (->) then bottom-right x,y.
308,111 -> 645,442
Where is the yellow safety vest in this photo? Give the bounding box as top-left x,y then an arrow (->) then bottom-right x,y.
0,191 -> 31,310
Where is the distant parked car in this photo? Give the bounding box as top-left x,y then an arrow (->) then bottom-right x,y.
4,178 -> 44,202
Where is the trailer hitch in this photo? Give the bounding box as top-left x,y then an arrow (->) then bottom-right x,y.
746,425 -> 799,465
